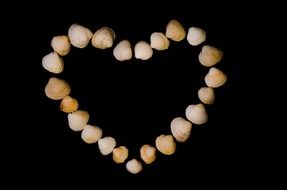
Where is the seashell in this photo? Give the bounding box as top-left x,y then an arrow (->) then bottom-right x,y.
205,67 -> 227,88
68,110 -> 89,132
81,125 -> 102,144
170,117 -> 192,142
198,87 -> 215,105
185,104 -> 208,125
92,27 -> 115,49
51,35 -> 71,56
42,52 -> 64,74
98,137 -> 116,156
113,40 -> 132,61
155,135 -> 176,155
150,32 -> 170,51
44,77 -> 71,100
60,96 -> 79,113
68,24 -> 93,48
126,159 -> 143,174
134,41 -> 153,60
112,146 -> 129,164
140,144 -> 156,164
166,19 -> 186,42
199,45 -> 223,67
187,27 -> 206,46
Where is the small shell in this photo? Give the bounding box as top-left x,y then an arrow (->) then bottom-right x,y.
187,27 -> 206,46
68,24 -> 93,48
51,35 -> 71,56
60,96 -> 79,113
113,146 -> 129,164
92,27 -> 115,49
140,144 -> 156,164
166,19 -> 186,42
155,135 -> 176,155
98,137 -> 116,156
205,67 -> 227,88
42,52 -> 64,74
170,117 -> 192,142
134,41 -> 153,60
150,32 -> 170,51
185,104 -> 208,125
44,77 -> 71,100
81,125 -> 102,144
199,45 -> 223,67
198,87 -> 215,105
126,159 -> 143,174
113,40 -> 133,61
68,110 -> 89,132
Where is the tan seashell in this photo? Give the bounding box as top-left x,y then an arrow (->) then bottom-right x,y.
205,67 -> 227,88
60,96 -> 79,113
150,32 -> 170,51
42,52 -> 64,74
92,27 -> 115,49
187,27 -> 206,46
155,135 -> 176,155
198,87 -> 215,105
199,45 -> 223,67
51,35 -> 71,56
170,117 -> 192,142
98,137 -> 116,156
113,40 -> 132,61
140,144 -> 156,164
166,19 -> 186,42
68,110 -> 89,132
113,146 -> 129,164
44,77 -> 71,100
185,104 -> 208,125
134,41 -> 153,60
68,24 -> 93,48
126,159 -> 143,174
81,125 -> 102,144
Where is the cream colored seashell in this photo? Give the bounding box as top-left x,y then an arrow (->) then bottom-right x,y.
134,41 -> 153,60
199,45 -> 224,67
98,137 -> 116,156
140,144 -> 156,164
68,24 -> 93,48
68,110 -> 89,132
150,32 -> 170,51
81,125 -> 102,144
113,40 -> 132,61
44,77 -> 71,100
166,19 -> 186,42
205,67 -> 227,88
170,117 -> 192,142
42,52 -> 64,74
51,35 -> 71,56
112,146 -> 129,164
198,87 -> 215,105
187,27 -> 206,46
155,135 -> 176,155
60,96 -> 79,113
92,27 -> 115,49
185,104 -> 208,125
126,159 -> 143,174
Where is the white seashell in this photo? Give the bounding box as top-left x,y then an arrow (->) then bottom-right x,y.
198,87 -> 215,105
187,27 -> 206,46
134,41 -> 153,60
92,27 -> 115,49
170,117 -> 192,142
150,32 -> 170,51
113,40 -> 132,61
51,35 -> 71,56
155,135 -> 176,155
68,24 -> 93,48
60,96 -> 79,113
185,104 -> 208,125
44,77 -> 71,100
42,52 -> 64,74
112,146 -> 129,164
126,159 -> 143,174
81,125 -> 103,144
98,137 -> 116,156
199,45 -> 224,67
140,144 -> 156,164
68,110 -> 89,132
166,19 -> 186,42
205,67 -> 227,88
